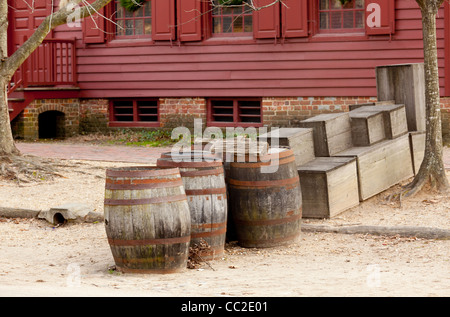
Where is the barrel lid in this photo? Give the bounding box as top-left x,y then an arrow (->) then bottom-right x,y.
157,157 -> 223,168
160,150 -> 221,161
106,166 -> 181,178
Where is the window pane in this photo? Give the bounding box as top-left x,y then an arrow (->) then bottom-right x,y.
223,16 -> 232,33
343,11 -> 354,28
135,19 -> 143,35
319,0 -> 365,31
319,0 -> 329,10
331,0 -> 342,9
116,19 -> 125,36
212,0 -> 252,35
331,12 -> 342,29
144,1 -> 152,16
125,19 -> 134,35
213,17 -> 222,33
233,16 -> 243,33
355,11 -> 364,28
320,12 -> 329,29
135,5 -> 144,17
144,18 -> 152,34
124,7 -> 133,18
115,0 -> 152,38
116,5 -> 123,19
244,15 -> 252,32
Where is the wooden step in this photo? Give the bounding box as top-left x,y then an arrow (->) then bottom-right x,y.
334,134 -> 414,201
349,100 -> 395,111
299,112 -> 353,157
259,127 -> 315,167
349,109 -> 386,146
8,98 -> 26,113
297,157 -> 359,219
351,104 -> 408,139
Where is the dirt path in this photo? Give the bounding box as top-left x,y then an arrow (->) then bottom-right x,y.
0,144 -> 449,297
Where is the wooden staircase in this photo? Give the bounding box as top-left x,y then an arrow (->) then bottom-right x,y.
8,38 -> 78,121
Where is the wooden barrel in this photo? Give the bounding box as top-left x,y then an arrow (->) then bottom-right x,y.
157,155 -> 227,260
228,148 -> 302,248
209,138 -> 269,242
104,166 -> 191,274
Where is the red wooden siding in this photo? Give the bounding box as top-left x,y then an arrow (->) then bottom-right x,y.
50,0 -> 447,98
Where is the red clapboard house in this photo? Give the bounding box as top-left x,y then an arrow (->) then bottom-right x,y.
6,0 -> 450,140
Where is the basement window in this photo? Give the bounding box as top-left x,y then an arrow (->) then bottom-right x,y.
109,99 -> 159,127
207,98 -> 263,127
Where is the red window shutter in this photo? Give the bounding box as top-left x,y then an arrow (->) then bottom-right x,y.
365,0 -> 395,35
82,6 -> 105,43
177,0 -> 202,41
281,0 -> 308,38
253,0 -> 280,39
152,0 -> 176,41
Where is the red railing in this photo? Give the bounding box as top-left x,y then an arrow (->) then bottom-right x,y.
10,38 -> 77,90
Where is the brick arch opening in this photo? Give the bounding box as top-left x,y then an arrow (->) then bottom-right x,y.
38,110 -> 66,139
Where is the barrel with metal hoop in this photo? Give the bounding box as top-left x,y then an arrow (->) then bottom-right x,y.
104,166 -> 191,273
228,147 -> 302,248
157,153 -> 227,260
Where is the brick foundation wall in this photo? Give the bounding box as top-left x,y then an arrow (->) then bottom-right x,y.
159,98 -> 207,130
79,99 -> 109,134
11,96 -> 450,144
12,99 -> 80,140
262,97 -> 378,127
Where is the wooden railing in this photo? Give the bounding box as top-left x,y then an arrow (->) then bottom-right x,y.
10,38 -> 77,90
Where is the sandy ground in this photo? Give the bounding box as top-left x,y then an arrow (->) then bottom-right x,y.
0,158 -> 449,297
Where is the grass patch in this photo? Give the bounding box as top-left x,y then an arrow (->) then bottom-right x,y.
64,129 -> 179,147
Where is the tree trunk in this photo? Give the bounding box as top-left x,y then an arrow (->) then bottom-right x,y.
0,0 -> 18,156
405,1 -> 449,196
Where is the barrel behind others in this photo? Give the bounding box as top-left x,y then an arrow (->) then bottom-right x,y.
157,152 -> 227,261
104,166 -> 191,274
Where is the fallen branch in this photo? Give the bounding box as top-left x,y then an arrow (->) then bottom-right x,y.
301,224 -> 450,240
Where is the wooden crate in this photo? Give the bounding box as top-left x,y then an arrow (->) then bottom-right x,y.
297,157 -> 359,219
335,134 -> 414,201
259,128 -> 315,167
349,100 -> 395,111
299,112 -> 353,157
409,131 -> 425,175
349,109 -> 386,146
354,104 -> 408,139
376,63 -> 426,132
